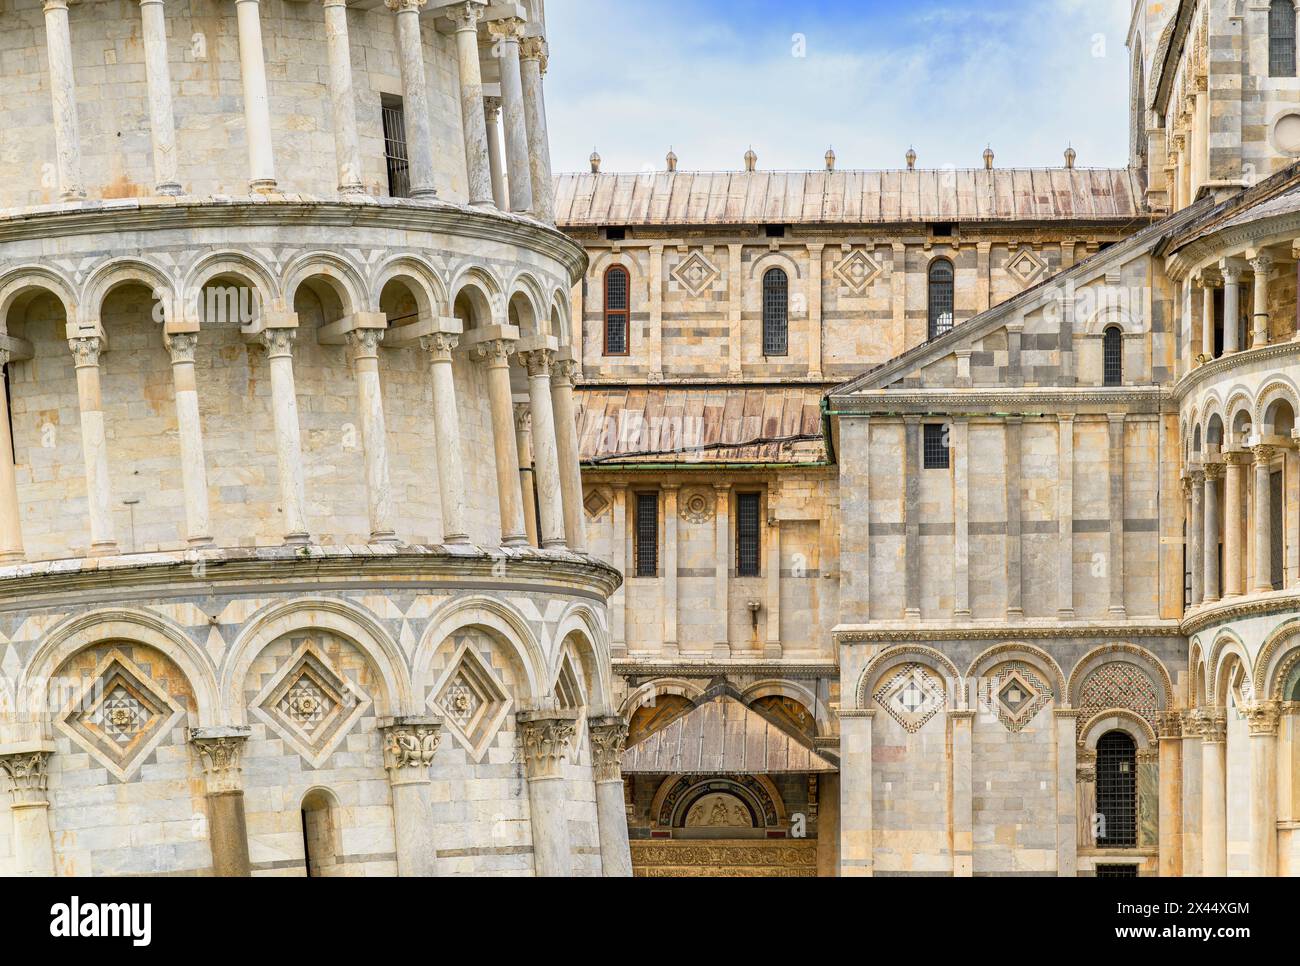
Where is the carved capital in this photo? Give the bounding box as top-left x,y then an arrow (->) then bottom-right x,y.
517,710 -> 577,780
165,332 -> 198,365
345,327 -> 384,361
447,1 -> 481,31
1155,710 -> 1183,739
261,327 -> 296,359
519,347 -> 554,378
519,35 -> 548,70
0,347 -> 11,369
0,751 -> 52,806
385,0 -> 426,12
381,719 -> 441,780
1198,708 -> 1227,744
1203,461 -> 1224,483
486,16 -> 525,44
1245,700 -> 1282,737
1253,444 -> 1276,465
189,730 -> 250,795
1220,264 -> 1242,285
483,95 -> 502,118
472,338 -> 514,367
551,357 -> 578,387
1222,451 -> 1245,466
1249,254 -> 1273,275
588,715 -> 628,783
68,335 -> 102,367
419,332 -> 458,362
1076,763 -> 1097,784
513,402 -> 532,433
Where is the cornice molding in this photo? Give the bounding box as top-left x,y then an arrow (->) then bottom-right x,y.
1180,591 -> 1300,637
1170,341 -> 1300,403
828,387 -> 1169,415
613,660 -> 837,679
833,621 -> 1183,644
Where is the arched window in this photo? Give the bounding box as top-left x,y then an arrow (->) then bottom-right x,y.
1272,0 -> 1297,76
1096,731 -> 1137,848
603,265 -> 629,356
301,789 -> 340,876
927,259 -> 954,340
1103,325 -> 1123,386
762,268 -> 788,356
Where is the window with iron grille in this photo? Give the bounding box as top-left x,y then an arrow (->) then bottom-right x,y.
1096,731 -> 1137,848
634,493 -> 658,577
1096,864 -> 1139,878
1271,0 -> 1297,76
604,266 -> 629,356
736,493 -> 761,577
762,269 -> 788,356
927,259 -> 954,340
381,95 -> 410,199
923,424 -> 950,470
1103,326 -> 1123,387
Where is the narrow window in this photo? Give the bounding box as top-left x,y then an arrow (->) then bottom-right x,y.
1096,731 -> 1137,848
1103,326 -> 1123,386
736,493 -> 761,577
927,259 -> 954,340
635,492 -> 658,577
604,266 -> 630,356
381,95 -> 409,199
762,268 -> 789,356
301,790 -> 339,877
923,424 -> 950,470
1271,0 -> 1297,77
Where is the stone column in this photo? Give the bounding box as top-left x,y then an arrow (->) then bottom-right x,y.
816,772 -> 840,877
473,339 -> 528,545
651,244 -> 667,381
1203,462 -> 1222,604
518,710 -> 578,877
1200,279 -> 1216,361
662,484 -> 679,656
1189,469 -> 1204,605
1107,413 -> 1127,617
487,16 -> 532,213
41,0 -> 84,200
450,2 -> 494,207
388,0 -> 437,198
1253,445 -> 1275,593
1221,262 -> 1242,354
262,328 -> 310,545
69,336 -> 118,555
520,348 -> 565,548
380,717 -> 441,877
903,417 -> 921,620
321,0 -> 365,196
1076,752 -> 1097,852
950,709 -> 974,877
806,244 -> 824,378
1006,415 -> 1024,619
765,514 -> 782,659
519,35 -> 554,222
1250,254 -> 1272,349
713,483 -> 731,659
189,728 -> 252,877
839,709 -> 874,876
513,404 -> 539,546
588,716 -> 631,877
346,328 -> 397,543
1180,709 -> 1203,876
610,483 -> 628,656
1223,452 -> 1246,597
164,333 -> 214,547
420,334 -> 468,544
1057,414 -> 1075,618
0,747 -> 56,876
484,96 -> 507,209
550,353 -> 586,551
1156,711 -> 1183,877
953,417 -> 971,619
1054,709 -> 1078,876
0,350 -> 25,562
1200,710 -> 1227,876
139,0 -> 181,195
1245,700 -> 1281,876
234,0 -> 277,191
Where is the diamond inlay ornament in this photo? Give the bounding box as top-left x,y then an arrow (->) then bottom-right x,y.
670,251 -> 721,296
1006,247 -> 1047,285
57,648 -> 186,782
874,664 -> 946,733
833,249 -> 883,295
429,636 -> 512,762
980,662 -> 1052,732
251,640 -> 372,768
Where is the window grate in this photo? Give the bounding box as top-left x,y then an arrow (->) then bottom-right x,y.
737,493 -> 761,577
635,493 -> 658,577
927,259 -> 954,340
1096,864 -> 1139,878
604,267 -> 629,355
923,424 -> 950,470
1096,731 -> 1137,848
762,269 -> 788,356
1103,326 -> 1123,386
381,98 -> 410,199
1271,0 -> 1297,77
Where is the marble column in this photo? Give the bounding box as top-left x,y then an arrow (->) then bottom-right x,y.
0,748 -> 56,876
487,17 -> 532,213
1200,279 -> 1216,361
1250,254 -> 1272,349
1199,710 -> 1227,877
1076,752 -> 1097,851
484,96 -> 507,209
139,0 -> 181,195
953,417 -> 971,619
380,717 -> 441,877
420,334 -> 468,544
1203,462 -> 1222,604
513,404 -> 539,546
816,773 -> 840,877
1054,710 -> 1079,876
1245,700 -> 1281,876
662,485 -> 679,656
765,515 -> 782,659
190,728 -> 252,877
1156,711 -> 1183,877
1221,263 -> 1242,354
1223,452 -> 1246,597
41,0 -> 84,200
450,2 -> 494,207
550,353 -> 586,551
0,350 -> 25,562
234,0 -> 277,191
950,709 -> 974,877
588,716 -> 632,877
903,417 -> 921,620
388,0 -> 437,198
806,244 -> 824,378
519,35 -> 554,222
713,483 -> 731,659
520,348 -> 565,548
164,333 -> 214,547
473,339 -> 527,545
610,483 -> 628,656
518,710 -> 578,877
346,328 -> 397,543
69,336 -> 118,555
321,0 -> 365,196
1253,445 -> 1275,593
1107,413 -> 1127,616
262,328 -> 310,545
1189,470 -> 1204,606
1180,709 -> 1203,877
1005,415 -> 1024,619
1056,414 -> 1075,619
839,709 -> 875,877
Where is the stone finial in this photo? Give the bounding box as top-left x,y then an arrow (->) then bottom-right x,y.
589,149 -> 601,174
744,147 -> 758,172
825,146 -> 836,171
1065,145 -> 1077,169
666,148 -> 677,172
983,145 -> 995,170
905,146 -> 917,171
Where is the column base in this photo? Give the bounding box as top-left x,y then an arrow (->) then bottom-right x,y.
282,533 -> 311,547
369,532 -> 401,545
502,534 -> 529,547
187,536 -> 216,548
248,178 -> 278,193
763,643 -> 783,660
60,187 -> 87,201
1107,605 -> 1128,618
469,198 -> 496,208
0,549 -> 24,564
541,538 -> 567,550
89,541 -> 120,557
156,182 -> 183,196
1057,608 -> 1075,620
904,608 -> 921,621
410,187 -> 439,200
338,184 -> 367,198
1006,607 -> 1024,620
440,533 -> 470,545
711,642 -> 732,660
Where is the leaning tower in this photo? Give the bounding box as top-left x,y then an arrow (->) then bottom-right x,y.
0,0 -> 628,877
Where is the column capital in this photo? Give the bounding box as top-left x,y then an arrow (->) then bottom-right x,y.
550,357 -> 578,387
1155,710 -> 1183,739
1203,461 -> 1224,482
384,0 -> 426,11
1223,450 -> 1246,466
165,332 -> 198,365
1219,261 -> 1243,284
517,709 -> 577,780
519,347 -> 554,378
0,748 -> 53,806
42,0 -> 73,12
261,327 -> 297,359
419,332 -> 459,362
68,335 -> 103,367
1252,443 -> 1276,465
486,15 -> 525,43
483,95 -> 502,116
1245,700 -> 1282,736
1181,474 -> 1194,496
345,327 -> 384,361
588,715 -> 628,783
189,727 -> 250,795
1197,708 -> 1227,744
1076,762 -> 1097,783
471,338 -> 516,368
513,401 -> 531,433
1249,253 -> 1274,274
446,1 -> 482,31
519,35 -> 549,70
1190,467 -> 1206,484
380,717 -> 442,781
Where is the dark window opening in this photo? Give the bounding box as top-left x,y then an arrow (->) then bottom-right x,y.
605,227 -> 627,241
930,222 -> 955,237
604,266 -> 630,356
1096,731 -> 1137,848
381,95 -> 410,199
923,423 -> 950,469
927,259 -> 954,340
762,268 -> 788,356
737,493 -> 761,577
1103,326 -> 1124,387
1271,0 -> 1297,76
765,224 -> 787,238
635,493 -> 659,577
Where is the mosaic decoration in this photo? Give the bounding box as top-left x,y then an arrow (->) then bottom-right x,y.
429,635 -> 512,762
833,249 -> 883,295
874,663 -> 946,733
1075,661 -> 1159,739
670,251 -> 720,296
980,662 -> 1052,733
57,648 -> 186,782
251,639 -> 372,767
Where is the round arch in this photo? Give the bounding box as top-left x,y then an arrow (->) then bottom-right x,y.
81,257 -> 177,328
619,677 -> 706,718
0,265 -> 79,330
1079,708 -> 1156,750
282,251 -> 369,318
184,251 -> 281,322
413,595 -> 544,705
1067,643 -> 1175,710
448,264 -> 506,328
1253,617 -> 1300,701
587,250 -> 639,284
856,644 -> 963,711
966,641 -> 1068,701
1207,628 -> 1254,706
373,255 -> 449,321
507,271 -> 549,336
551,602 -> 615,715
740,679 -> 832,735
1254,376 -> 1300,435
748,250 -> 803,282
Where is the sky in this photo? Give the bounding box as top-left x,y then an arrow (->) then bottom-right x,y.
543,0 -> 1135,174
